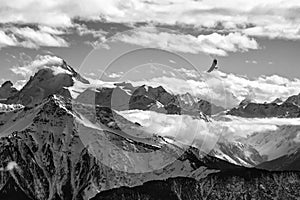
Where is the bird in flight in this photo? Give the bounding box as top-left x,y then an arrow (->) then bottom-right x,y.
207,59 -> 218,73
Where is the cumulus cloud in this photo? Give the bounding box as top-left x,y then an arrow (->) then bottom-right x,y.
0,0 -> 299,55
12,27 -> 68,48
112,27 -> 258,56
0,26 -> 68,49
11,55 -> 66,77
0,0 -> 299,41
243,24 -> 300,40
0,0 -> 120,27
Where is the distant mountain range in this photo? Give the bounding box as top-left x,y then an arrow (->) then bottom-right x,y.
227,94 -> 300,118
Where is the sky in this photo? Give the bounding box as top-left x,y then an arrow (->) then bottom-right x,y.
0,0 -> 300,106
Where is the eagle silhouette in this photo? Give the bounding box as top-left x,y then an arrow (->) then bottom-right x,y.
207,59 -> 218,73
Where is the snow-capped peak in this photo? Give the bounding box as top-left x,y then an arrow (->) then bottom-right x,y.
6,59 -> 89,107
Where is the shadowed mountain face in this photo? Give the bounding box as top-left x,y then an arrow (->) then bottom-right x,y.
227,95 -> 300,118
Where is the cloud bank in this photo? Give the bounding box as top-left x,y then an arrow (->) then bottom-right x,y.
0,26 -> 68,49
112,28 -> 259,56
0,0 -> 299,40
0,0 -> 299,55
119,110 -> 300,153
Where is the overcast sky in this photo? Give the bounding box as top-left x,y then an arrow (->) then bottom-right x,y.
0,0 -> 300,106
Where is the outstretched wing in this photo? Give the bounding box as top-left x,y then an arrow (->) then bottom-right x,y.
207,59 -> 218,73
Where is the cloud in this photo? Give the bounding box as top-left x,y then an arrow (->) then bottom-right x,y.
130,70 -> 300,108
0,0 -> 299,40
176,68 -> 198,78
108,72 -> 124,78
216,115 -> 300,139
243,25 -> 300,40
11,55 -> 66,77
119,110 -> 221,152
12,27 -> 68,48
112,27 -> 258,56
1,0 -> 299,41
0,30 -> 17,47
0,0 -> 299,55
14,79 -> 28,90
0,26 -> 68,49
119,109 -> 300,153
0,0 -> 114,27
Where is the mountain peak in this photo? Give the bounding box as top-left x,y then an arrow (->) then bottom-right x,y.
1,80 -> 13,88
284,93 -> 300,106
0,81 -> 18,101
6,59 -> 89,107
271,97 -> 283,104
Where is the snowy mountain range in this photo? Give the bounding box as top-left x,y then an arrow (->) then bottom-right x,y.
0,59 -> 299,199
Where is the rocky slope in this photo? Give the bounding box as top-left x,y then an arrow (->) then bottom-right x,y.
210,141 -> 265,167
